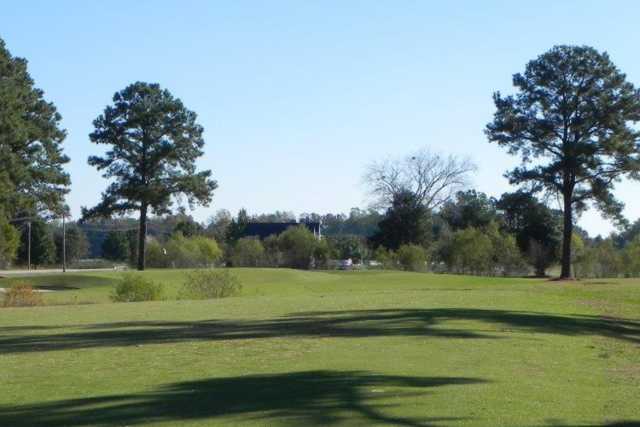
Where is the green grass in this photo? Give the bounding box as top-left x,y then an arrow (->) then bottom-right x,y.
0,269 -> 639,426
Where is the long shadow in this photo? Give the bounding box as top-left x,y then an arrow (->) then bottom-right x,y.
0,370 -> 484,426
1,308 -> 638,354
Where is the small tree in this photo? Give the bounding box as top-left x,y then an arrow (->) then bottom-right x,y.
485,222 -> 527,276
447,228 -> 493,275
396,244 -> 429,272
370,191 -> 431,250
231,237 -> 265,267
83,82 -> 217,270
497,191 -> 562,276
263,234 -> 283,267
487,46 -> 640,279
278,225 -> 318,269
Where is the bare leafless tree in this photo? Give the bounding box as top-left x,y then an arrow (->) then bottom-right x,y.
363,149 -> 477,210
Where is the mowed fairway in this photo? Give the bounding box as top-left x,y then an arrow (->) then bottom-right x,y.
0,269 -> 639,427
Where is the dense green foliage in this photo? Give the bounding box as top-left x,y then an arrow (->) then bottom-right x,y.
370,191 -> 431,250
396,244 -> 429,271
53,224 -> 89,264
441,190 -> 498,230
230,237 -> 266,267
0,37 -> 70,218
0,217 -> 20,268
497,191 -> 562,276
178,269 -> 242,300
101,231 -> 130,261
17,219 -> 55,267
146,234 -> 222,268
111,273 -> 163,302
278,225 -> 319,269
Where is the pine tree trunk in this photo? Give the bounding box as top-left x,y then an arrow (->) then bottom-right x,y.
560,193 -> 573,279
137,204 -> 148,271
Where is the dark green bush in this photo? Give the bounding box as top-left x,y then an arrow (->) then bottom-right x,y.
111,273 -> 163,302
178,269 -> 242,300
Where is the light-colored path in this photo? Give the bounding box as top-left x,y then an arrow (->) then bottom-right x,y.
0,268 -> 120,277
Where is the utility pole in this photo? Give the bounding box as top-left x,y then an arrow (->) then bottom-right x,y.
27,221 -> 31,271
62,213 -> 67,273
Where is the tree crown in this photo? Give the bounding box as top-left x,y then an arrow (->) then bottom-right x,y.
83,82 -> 216,219
486,45 -> 640,224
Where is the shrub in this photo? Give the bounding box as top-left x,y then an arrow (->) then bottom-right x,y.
623,237 -> 640,278
2,283 -> 44,307
397,244 -> 429,272
446,227 -> 493,275
313,238 -> 331,269
178,269 -> 242,300
231,237 -> 265,267
145,239 -> 170,268
263,235 -> 283,267
486,223 -> 527,276
278,225 -> 318,269
111,273 -> 163,302
146,234 -> 223,268
373,247 -> 397,269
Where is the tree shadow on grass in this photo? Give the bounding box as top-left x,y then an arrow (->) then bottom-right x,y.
0,371 -> 483,427
0,308 -> 638,354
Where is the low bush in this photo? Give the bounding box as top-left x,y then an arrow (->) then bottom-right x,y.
178,269 -> 242,300
111,273 -> 163,302
2,282 -> 44,307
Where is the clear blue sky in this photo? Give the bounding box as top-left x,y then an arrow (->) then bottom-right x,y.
2,1 -> 640,236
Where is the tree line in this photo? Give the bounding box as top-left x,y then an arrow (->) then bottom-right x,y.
1,37 -> 640,277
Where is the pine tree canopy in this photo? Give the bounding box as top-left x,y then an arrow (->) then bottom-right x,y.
0,37 -> 70,218
82,82 -> 217,218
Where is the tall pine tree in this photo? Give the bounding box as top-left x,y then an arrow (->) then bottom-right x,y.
82,82 -> 217,270
487,46 -> 640,279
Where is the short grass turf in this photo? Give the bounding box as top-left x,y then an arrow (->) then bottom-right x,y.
0,269 -> 639,427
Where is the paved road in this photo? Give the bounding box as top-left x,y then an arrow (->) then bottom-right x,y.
0,268 -> 123,277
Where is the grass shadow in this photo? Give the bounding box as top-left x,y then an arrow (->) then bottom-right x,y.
0,370 -> 484,426
0,308 -> 638,354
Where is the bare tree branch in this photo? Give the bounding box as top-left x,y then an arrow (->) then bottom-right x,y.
363,149 -> 477,211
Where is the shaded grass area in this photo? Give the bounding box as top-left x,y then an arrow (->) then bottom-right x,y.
0,308 -> 639,354
1,270 -> 639,426
0,370 -> 483,427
